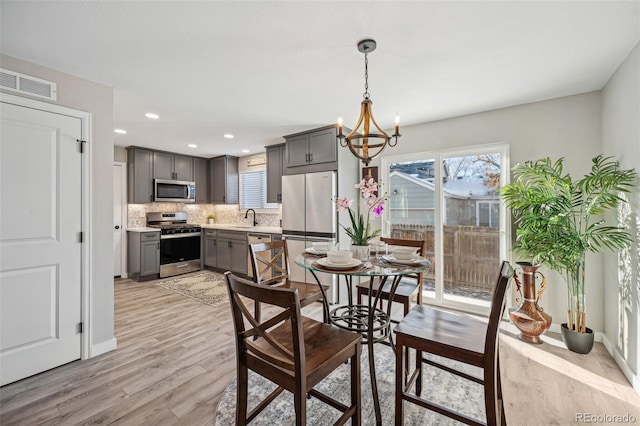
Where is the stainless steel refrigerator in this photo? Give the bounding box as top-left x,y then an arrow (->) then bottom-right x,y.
282,171 -> 338,302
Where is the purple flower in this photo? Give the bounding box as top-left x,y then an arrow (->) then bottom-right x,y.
372,203 -> 384,217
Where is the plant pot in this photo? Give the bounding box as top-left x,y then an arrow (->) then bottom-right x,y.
207,218 -> 215,224
351,244 -> 370,261
508,262 -> 552,344
561,323 -> 594,354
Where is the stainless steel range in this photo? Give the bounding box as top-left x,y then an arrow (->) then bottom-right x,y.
147,212 -> 201,278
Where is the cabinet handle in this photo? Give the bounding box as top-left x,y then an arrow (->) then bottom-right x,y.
157,242 -> 160,250
309,153 -> 313,162
150,194 -> 153,202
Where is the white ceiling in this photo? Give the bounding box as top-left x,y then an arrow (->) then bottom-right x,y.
1,1 -> 638,158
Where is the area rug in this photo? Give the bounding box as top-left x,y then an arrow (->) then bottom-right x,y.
214,344 -> 485,425
155,271 -> 228,307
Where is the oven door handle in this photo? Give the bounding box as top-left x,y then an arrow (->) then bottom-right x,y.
160,232 -> 201,240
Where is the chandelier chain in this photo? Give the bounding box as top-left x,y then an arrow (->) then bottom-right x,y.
363,52 -> 370,100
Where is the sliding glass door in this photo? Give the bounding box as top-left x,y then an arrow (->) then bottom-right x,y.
382,144 -> 509,313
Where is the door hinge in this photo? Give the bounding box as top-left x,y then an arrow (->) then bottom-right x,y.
76,139 -> 87,153
78,232 -> 83,243
77,322 -> 83,334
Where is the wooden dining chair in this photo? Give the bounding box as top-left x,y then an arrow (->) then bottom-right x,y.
394,261 -> 512,426
356,237 -> 426,320
250,239 -> 328,322
225,272 -> 362,425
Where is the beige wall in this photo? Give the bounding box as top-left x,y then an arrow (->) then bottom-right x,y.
370,92 -> 603,330
1,54 -> 115,352
602,41 -> 640,385
114,146 -> 127,162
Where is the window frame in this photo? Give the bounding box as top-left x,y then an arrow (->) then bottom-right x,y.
381,142 -> 510,316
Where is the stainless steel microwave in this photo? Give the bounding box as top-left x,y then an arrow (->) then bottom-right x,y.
154,179 -> 196,203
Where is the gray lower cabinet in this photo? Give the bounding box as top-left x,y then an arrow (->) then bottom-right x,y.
204,229 -> 217,267
215,230 -> 247,275
284,125 -> 339,174
266,144 -> 285,203
126,147 -> 154,203
128,231 -> 160,281
208,155 -> 239,204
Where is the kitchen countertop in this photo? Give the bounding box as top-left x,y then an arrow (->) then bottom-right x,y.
127,227 -> 160,233
200,224 -> 282,234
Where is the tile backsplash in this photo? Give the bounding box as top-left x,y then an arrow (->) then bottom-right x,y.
128,203 -> 281,228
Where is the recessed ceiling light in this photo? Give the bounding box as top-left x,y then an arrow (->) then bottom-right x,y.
145,113 -> 159,119
114,129 -> 127,134
188,144 -> 198,148
224,134 -> 234,139
242,149 -> 250,153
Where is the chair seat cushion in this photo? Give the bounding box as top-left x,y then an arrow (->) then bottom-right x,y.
394,305 -> 487,365
250,316 -> 361,388
356,278 -> 419,299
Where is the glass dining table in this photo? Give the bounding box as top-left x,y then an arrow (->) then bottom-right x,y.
294,252 -> 431,426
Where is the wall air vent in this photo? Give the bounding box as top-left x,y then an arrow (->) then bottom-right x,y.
0,68 -> 57,100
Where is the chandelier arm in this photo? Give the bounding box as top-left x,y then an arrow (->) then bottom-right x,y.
346,101 -> 368,140
365,105 -> 390,140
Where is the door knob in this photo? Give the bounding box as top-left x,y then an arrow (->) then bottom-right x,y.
114,225 -> 120,230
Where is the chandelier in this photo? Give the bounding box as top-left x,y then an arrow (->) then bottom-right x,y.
337,39 -> 400,166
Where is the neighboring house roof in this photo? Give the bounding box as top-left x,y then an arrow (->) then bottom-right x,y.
389,171 -> 498,200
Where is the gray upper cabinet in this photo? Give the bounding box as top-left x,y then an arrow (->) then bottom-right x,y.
127,147 -> 154,203
153,151 -> 194,181
266,144 -> 285,203
208,155 -> 239,204
308,128 -> 338,164
153,151 -> 174,179
174,154 -> 194,181
286,134 -> 311,167
284,125 -> 339,174
193,157 -> 208,203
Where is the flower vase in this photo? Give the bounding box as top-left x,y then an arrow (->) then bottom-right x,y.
351,245 -> 370,261
508,262 -> 552,344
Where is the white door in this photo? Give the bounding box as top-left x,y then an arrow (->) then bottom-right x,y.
113,163 -> 125,277
0,101 -> 82,385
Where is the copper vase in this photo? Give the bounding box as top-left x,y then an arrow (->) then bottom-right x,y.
508,262 -> 552,344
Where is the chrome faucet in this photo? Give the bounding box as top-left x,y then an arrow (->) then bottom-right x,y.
244,209 -> 257,226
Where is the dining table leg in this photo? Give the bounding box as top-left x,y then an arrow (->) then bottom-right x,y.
309,269 -> 330,323
368,275 -> 383,426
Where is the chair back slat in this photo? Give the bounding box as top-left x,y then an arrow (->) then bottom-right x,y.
225,272 -> 304,373
484,261 -> 512,356
381,237 -> 426,256
250,240 -> 290,285
382,237 -> 427,281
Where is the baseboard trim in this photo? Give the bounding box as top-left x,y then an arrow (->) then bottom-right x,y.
90,337 -> 117,358
602,334 -> 640,397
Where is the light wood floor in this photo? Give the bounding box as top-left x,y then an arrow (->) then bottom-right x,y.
1,276 -> 639,425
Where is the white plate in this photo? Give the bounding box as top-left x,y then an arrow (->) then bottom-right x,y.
317,257 -> 362,270
382,254 -> 428,265
305,247 -> 327,255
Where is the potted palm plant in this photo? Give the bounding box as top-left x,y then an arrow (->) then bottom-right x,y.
500,155 -> 636,353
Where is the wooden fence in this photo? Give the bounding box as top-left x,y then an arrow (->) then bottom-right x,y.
390,224 -> 500,294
